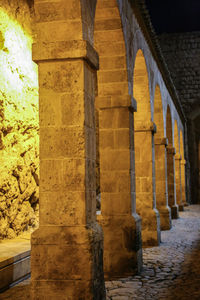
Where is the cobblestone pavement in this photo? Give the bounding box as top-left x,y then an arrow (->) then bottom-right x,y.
0,205 -> 200,300
106,205 -> 200,300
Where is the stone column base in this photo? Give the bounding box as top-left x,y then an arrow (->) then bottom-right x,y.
97,214 -> 143,280
141,208 -> 161,247
178,204 -> 184,211
31,224 -> 105,300
171,204 -> 179,219
158,206 -> 172,230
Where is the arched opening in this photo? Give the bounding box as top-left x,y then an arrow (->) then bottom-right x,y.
166,106 -> 179,218
154,85 -> 171,230
180,130 -> 186,205
94,0 -> 142,278
133,50 -> 160,246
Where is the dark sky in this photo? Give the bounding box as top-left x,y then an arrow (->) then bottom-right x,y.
145,0 -> 200,34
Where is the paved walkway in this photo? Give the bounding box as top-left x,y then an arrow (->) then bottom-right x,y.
0,205 -> 200,300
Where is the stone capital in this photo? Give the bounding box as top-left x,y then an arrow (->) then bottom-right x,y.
154,137 -> 168,146
175,153 -> 182,160
96,95 -> 137,112
135,121 -> 157,133
33,40 -> 99,70
167,146 -> 176,155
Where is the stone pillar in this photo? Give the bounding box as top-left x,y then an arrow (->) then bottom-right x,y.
154,137 -> 172,230
30,7 -> 105,297
135,121 -> 161,246
97,96 -> 142,279
181,158 -> 187,206
175,153 -> 184,211
167,146 -> 179,219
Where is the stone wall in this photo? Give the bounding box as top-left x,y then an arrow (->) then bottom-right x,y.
158,32 -> 200,114
0,0 -> 39,239
158,32 -> 200,204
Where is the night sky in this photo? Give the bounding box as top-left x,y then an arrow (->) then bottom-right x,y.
145,0 -> 200,34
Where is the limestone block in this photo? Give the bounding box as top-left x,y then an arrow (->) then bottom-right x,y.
95,18 -> 122,31
97,214 -> 142,279
100,149 -> 130,171
98,70 -> 128,84
36,20 -> 83,43
40,127 -> 85,159
101,192 -> 131,215
33,40 -> 99,69
31,224 -> 105,299
95,29 -> 124,43
99,107 -> 130,128
38,60 -> 84,93
98,82 -> 129,96
34,1 -> 81,23
40,191 -> 87,226
99,55 -> 126,70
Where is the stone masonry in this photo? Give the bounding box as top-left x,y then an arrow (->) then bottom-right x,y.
0,1 -> 197,299
1,205 -> 200,300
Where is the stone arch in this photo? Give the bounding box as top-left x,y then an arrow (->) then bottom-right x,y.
133,49 -> 151,123
180,130 -> 186,205
94,0 -> 129,208
174,120 -> 183,210
94,0 -> 142,279
94,0 -> 129,99
154,85 -> 171,230
166,105 -> 173,144
174,120 -> 179,152
166,106 -> 179,218
154,85 -> 164,137
133,49 -> 160,247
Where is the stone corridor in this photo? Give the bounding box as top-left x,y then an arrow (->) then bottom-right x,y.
0,205 -> 200,300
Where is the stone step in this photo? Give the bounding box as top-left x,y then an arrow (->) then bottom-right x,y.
0,234 -> 31,292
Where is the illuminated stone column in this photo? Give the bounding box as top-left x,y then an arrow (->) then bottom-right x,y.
175,153 -> 184,211
135,122 -> 161,246
31,2 -> 105,299
155,137 -> 172,230
167,146 -> 179,219
181,158 -> 187,206
97,96 -> 142,279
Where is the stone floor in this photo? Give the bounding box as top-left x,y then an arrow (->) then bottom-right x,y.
0,205 -> 200,300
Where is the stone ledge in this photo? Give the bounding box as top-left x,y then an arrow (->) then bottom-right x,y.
0,236 -> 31,292
154,137 -> 168,146
167,146 -> 176,155
175,153 -> 182,160
33,40 -> 99,70
96,95 -> 137,112
135,121 -> 157,133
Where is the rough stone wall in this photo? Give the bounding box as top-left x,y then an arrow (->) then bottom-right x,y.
0,0 -> 39,239
158,32 -> 200,204
158,32 -> 200,114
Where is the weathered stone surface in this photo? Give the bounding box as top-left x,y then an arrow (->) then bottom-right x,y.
0,0 -> 39,239
1,205 -> 200,300
159,32 -> 200,205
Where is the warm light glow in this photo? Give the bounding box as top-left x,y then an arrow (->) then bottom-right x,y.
0,9 -> 39,239
0,9 -> 38,125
